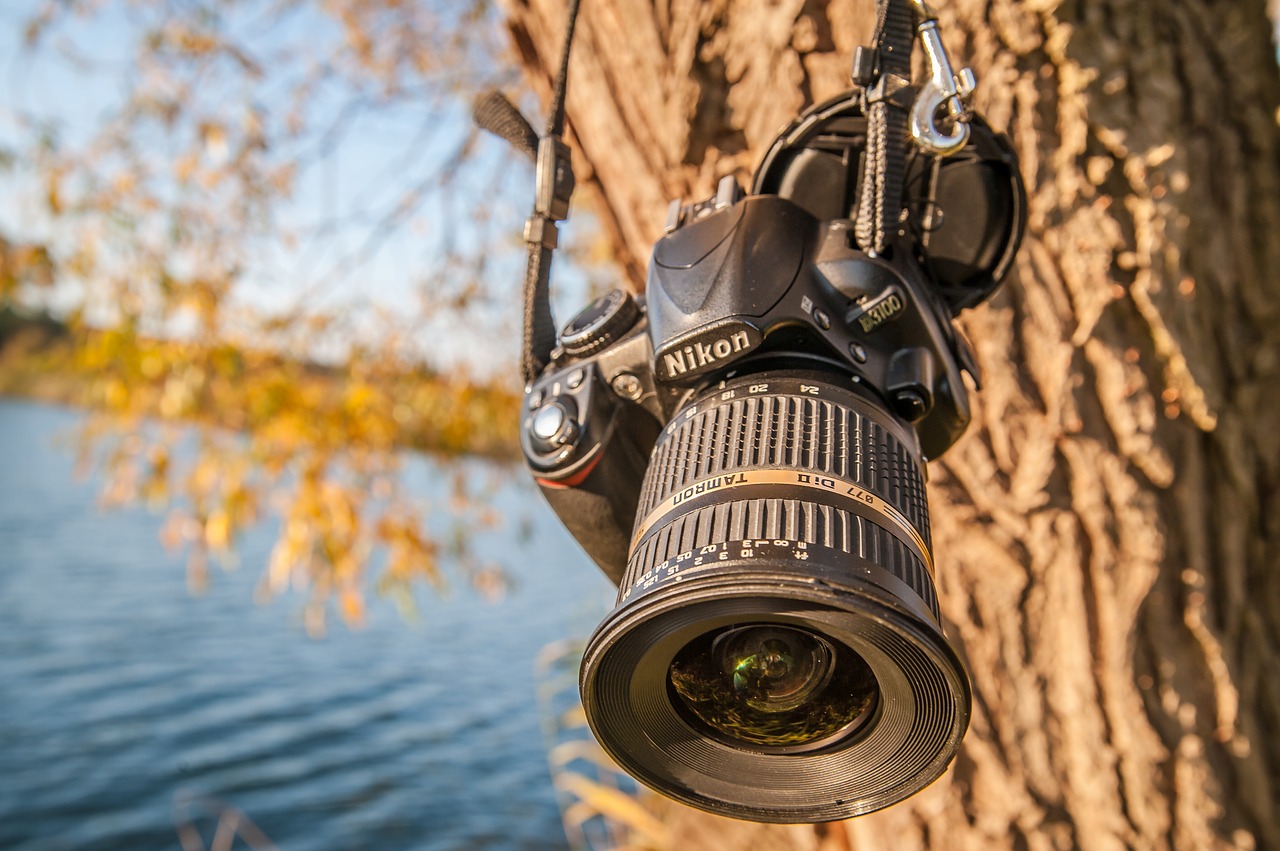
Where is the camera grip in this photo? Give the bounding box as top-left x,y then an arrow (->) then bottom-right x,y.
523,361 -> 660,585
533,407 -> 658,584
535,464 -> 638,586
538,486 -> 631,583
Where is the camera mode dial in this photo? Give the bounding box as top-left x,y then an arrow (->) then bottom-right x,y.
559,289 -> 641,357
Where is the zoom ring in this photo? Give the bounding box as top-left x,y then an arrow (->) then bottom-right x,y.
637,385 -> 930,539
625,377 -> 937,620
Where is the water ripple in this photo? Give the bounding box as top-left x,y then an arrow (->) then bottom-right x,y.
0,400 -> 615,850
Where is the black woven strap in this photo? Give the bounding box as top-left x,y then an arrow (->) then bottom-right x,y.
546,0 -> 581,138
520,0 -> 582,386
473,91 -> 539,161
522,245 -> 557,385
854,0 -> 916,256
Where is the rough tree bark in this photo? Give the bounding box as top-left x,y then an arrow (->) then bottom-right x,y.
499,2 -> 1280,849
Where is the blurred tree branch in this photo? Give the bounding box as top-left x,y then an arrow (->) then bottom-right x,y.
1,0 -> 549,633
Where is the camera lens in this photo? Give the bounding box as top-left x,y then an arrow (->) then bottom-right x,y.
668,624 -> 878,749
580,371 -> 970,822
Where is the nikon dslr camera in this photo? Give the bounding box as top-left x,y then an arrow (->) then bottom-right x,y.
519,87 -> 1025,822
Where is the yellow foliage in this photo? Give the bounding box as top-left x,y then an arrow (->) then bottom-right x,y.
2,312 -> 521,630
1,0 -> 542,631
205,509 -> 231,551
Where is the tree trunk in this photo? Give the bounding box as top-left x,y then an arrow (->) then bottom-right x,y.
500,1 -> 1280,848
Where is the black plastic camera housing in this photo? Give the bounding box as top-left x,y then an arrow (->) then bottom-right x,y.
524,96 -> 1023,582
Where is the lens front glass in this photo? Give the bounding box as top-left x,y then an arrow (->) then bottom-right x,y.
668,624 -> 878,749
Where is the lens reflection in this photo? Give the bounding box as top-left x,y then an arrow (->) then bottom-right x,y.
669,624 -> 879,749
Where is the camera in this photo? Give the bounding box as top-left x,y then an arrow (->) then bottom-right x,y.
520,86 -> 1024,822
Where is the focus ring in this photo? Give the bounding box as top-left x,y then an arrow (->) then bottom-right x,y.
637,381 -> 930,540
628,498 -> 938,621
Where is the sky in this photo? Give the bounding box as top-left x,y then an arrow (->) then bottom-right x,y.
0,0 -> 601,382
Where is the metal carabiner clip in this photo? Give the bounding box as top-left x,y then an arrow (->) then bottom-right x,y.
909,0 -> 975,156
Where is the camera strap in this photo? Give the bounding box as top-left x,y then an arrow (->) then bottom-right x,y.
854,0 -> 973,256
490,0 -> 975,381
517,0 -> 583,386
854,0 -> 916,256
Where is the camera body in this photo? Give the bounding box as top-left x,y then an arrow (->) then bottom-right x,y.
522,97 -> 1022,585
521,92 -> 1025,822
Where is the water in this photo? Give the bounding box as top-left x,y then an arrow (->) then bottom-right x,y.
0,399 -> 615,850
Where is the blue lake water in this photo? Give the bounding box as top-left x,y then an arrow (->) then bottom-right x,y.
0,399 -> 615,850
